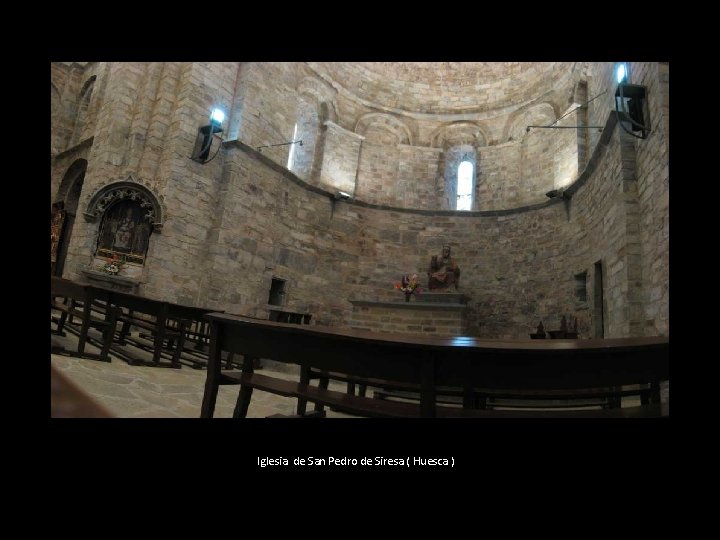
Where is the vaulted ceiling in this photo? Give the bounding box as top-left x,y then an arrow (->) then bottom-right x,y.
308,62 -> 581,115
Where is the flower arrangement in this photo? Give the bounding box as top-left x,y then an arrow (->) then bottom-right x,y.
394,273 -> 423,301
98,254 -> 125,276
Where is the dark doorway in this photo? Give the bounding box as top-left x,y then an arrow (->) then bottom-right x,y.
593,260 -> 604,338
53,161 -> 86,277
50,202 -> 66,275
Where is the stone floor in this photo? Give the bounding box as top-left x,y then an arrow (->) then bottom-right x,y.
50,327 -> 355,418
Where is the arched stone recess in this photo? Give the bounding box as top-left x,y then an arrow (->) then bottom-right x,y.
80,177 -> 164,284
84,177 -> 164,231
441,144 -> 478,210
504,101 -> 557,143
52,158 -> 89,277
355,113 -> 413,145
51,82 -> 62,155
72,75 -> 96,145
55,158 -> 88,206
354,113 -> 413,205
503,102 -> 571,205
297,75 -> 337,125
295,76 -> 338,182
429,123 -> 487,211
430,121 -> 488,149
297,76 -> 336,113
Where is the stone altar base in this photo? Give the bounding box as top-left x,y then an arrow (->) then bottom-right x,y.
350,293 -> 468,336
413,292 -> 468,304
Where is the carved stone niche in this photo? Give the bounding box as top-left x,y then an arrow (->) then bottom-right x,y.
83,180 -> 163,287
84,180 -> 163,231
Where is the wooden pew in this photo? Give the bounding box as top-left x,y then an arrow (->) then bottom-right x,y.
51,277 -> 120,363
163,303 -> 222,368
199,314 -> 669,419
88,287 -> 189,368
371,384 -> 656,410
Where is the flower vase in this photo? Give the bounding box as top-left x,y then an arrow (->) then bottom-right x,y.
404,292 -> 412,302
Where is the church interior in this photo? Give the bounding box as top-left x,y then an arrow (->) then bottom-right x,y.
50,62 -> 669,419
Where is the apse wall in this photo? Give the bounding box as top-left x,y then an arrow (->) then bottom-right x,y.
201,140 -> 572,336
51,61 -> 668,338
229,63 -> 582,212
202,102 -> 656,338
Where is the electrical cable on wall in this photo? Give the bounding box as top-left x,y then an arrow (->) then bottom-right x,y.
526,90 -> 607,133
257,140 -> 303,152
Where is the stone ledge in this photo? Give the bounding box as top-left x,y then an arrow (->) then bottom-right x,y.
414,292 -> 469,304
80,269 -> 140,292
350,300 -> 467,311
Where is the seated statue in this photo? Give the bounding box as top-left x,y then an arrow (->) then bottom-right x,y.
428,244 -> 460,290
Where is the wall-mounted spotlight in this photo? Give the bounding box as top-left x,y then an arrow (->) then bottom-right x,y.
191,107 -> 225,164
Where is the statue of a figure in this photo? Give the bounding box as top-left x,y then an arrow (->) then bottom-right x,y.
428,244 -> 460,290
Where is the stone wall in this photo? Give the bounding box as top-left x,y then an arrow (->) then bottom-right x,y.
350,302 -> 467,336
201,105 -> 662,338
55,62 -> 241,306
51,61 -> 668,339
51,63 -> 103,155
319,122 -> 363,195
630,62 -> 669,336
397,145 -> 443,210
203,140 -> 578,337
355,124 -> 401,203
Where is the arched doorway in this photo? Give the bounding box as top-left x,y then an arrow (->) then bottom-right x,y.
51,159 -> 87,276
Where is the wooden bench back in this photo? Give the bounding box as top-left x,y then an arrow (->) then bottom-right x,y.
51,276 -> 91,301
434,339 -> 669,391
106,290 -> 167,317
203,313 -> 668,417
215,316 -> 426,384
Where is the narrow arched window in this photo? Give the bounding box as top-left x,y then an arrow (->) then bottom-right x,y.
456,160 -> 473,210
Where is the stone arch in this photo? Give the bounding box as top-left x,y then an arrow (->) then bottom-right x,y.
298,75 -> 337,123
355,113 -> 412,145
297,76 -> 335,107
79,75 -> 97,100
84,177 -> 164,231
51,82 -> 62,153
72,75 -> 97,144
430,121 -> 489,149
319,101 -> 336,124
55,158 -> 88,205
293,77 -> 338,182
52,159 -> 88,276
504,101 -> 557,142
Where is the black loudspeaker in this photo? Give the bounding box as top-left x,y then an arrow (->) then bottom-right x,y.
192,124 -> 223,163
615,84 -> 649,136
